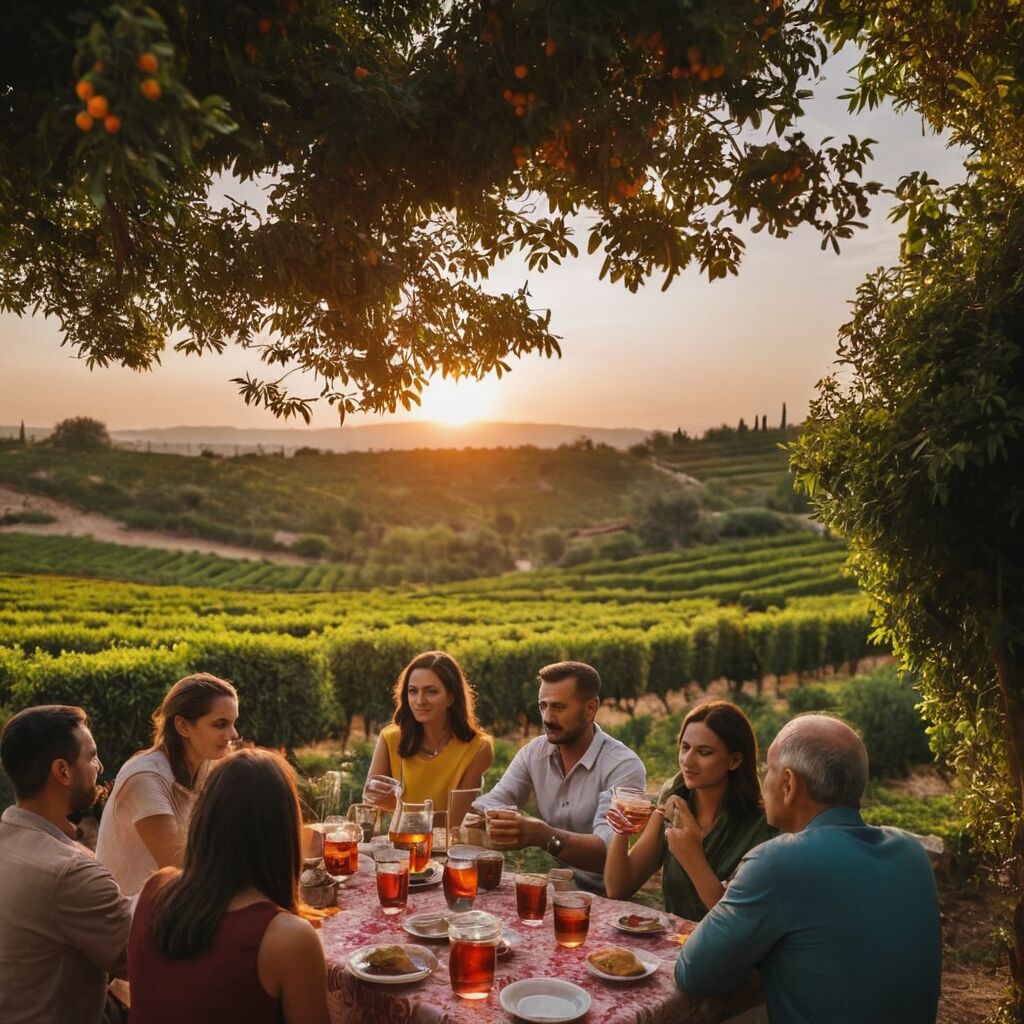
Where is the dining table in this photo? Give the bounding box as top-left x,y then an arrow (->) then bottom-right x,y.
317,851 -> 764,1024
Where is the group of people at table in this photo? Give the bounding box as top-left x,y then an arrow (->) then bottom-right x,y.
0,651 -> 942,1024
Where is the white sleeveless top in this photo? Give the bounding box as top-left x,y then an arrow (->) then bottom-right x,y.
95,749 -> 204,896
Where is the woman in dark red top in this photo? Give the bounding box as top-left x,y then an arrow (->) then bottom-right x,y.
128,748 -> 329,1024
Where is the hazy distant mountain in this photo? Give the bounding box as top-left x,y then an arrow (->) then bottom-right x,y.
2,420 -> 652,452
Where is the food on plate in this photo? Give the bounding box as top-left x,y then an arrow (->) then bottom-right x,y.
364,945 -> 418,975
588,947 -> 646,977
619,913 -> 663,931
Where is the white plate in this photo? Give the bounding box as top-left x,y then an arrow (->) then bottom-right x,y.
348,944 -> 438,984
585,947 -> 660,982
499,979 -> 590,1023
409,861 -> 443,889
402,912 -> 450,940
612,913 -> 668,935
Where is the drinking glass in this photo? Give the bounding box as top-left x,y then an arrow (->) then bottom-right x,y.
375,848 -> 411,915
475,851 -> 504,891
514,872 -> 547,927
448,911 -> 502,1000
547,867 -> 574,892
323,822 -> 360,878
443,856 -> 478,912
349,803 -> 379,843
611,786 -> 655,834
484,805 -> 519,849
363,773 -> 402,807
552,892 -> 592,948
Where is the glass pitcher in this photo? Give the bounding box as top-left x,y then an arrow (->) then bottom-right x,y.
388,798 -> 434,872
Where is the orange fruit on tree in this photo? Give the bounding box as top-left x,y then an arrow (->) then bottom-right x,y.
75,80 -> 95,102
366,249 -> 379,267
710,63 -> 725,79
353,66 -> 370,80
609,155 -> 622,168
140,78 -> 162,100
502,87 -> 514,102
103,114 -> 122,134
257,16 -> 273,34
137,52 -> 159,74
544,37 -> 557,58
93,59 -> 106,73
513,64 -> 528,79
86,95 -> 109,119
514,104 -> 526,117
75,111 -> 94,132
686,44 -> 701,64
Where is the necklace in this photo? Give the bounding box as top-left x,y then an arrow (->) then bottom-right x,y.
420,731 -> 452,759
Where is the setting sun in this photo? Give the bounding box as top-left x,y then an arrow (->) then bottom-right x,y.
415,372 -> 501,426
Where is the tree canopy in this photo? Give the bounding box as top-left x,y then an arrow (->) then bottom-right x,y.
2,0 -> 878,421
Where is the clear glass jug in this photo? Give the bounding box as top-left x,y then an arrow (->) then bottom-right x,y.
388,798 -> 434,872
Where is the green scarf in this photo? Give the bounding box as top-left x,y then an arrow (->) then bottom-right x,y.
656,772 -> 777,922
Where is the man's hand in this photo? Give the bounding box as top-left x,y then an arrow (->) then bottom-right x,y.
485,810 -> 549,851
664,799 -> 705,868
461,811 -> 486,831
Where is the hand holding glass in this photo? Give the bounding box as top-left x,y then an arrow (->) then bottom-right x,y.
484,806 -> 520,848
363,774 -> 402,807
609,787 -> 655,834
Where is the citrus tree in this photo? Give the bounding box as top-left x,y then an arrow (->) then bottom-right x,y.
2,0 -> 877,421
795,1 -> 1024,1013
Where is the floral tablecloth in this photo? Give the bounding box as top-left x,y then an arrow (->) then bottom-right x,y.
319,857 -> 762,1024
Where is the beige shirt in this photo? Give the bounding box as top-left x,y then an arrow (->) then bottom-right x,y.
95,749 -> 200,896
0,806 -> 131,1024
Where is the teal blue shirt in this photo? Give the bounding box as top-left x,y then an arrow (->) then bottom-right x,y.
675,807 -> 941,1024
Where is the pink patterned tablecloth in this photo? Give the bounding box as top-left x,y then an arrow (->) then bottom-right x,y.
319,858 -> 762,1024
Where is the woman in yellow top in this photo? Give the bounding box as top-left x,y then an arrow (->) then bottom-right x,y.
365,651 -> 494,810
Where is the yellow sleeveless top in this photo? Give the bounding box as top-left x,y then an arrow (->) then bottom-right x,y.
381,723 -> 493,809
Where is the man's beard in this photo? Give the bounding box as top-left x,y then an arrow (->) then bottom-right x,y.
545,721 -> 588,746
68,781 -> 104,818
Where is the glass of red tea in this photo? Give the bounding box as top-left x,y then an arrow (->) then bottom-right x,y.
552,892 -> 592,948
448,911 -> 502,999
443,856 -> 478,912
375,847 -> 411,915
515,872 -> 547,927
323,822 -> 360,878
474,851 -> 504,891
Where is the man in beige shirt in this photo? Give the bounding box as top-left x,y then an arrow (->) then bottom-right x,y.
0,705 -> 132,1024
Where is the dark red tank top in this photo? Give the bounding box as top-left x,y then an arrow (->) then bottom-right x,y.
128,876 -> 285,1024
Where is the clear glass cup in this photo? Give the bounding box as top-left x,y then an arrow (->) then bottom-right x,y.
552,892 -> 592,948
611,786 -> 655,834
323,821 -> 360,878
475,851 -> 505,891
484,805 -> 519,848
389,798 -> 434,872
375,848 -> 411,915
349,802 -> 379,843
448,911 -> 502,1000
363,773 -> 402,807
515,872 -> 547,927
547,867 -> 574,891
443,856 -> 478,912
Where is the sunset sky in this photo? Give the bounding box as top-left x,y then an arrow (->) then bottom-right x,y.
0,55 -> 966,436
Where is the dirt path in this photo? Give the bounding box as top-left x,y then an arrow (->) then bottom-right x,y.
0,485 -> 309,565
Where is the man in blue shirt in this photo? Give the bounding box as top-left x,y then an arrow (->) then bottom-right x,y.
675,714 -> 941,1024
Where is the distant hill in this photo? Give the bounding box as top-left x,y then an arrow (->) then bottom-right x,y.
1,420 -> 650,453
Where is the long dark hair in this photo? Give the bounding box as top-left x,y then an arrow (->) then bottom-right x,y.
151,673 -> 237,786
393,651 -> 480,758
678,700 -> 762,816
149,748 -> 301,958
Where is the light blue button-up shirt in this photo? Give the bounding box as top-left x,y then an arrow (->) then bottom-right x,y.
675,807 -> 941,1024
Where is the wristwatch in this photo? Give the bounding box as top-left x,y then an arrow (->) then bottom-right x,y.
546,831 -> 564,856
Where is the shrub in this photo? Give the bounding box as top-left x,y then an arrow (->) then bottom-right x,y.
715,508 -> 791,539
49,416 -> 111,451
786,685 -> 837,714
839,668 -> 933,777
534,526 -> 566,565
291,534 -> 331,558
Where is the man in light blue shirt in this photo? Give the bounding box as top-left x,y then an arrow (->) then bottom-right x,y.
471,661 -> 645,892
675,714 -> 940,1024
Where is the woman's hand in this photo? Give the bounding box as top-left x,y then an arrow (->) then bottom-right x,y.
664,799 -> 705,867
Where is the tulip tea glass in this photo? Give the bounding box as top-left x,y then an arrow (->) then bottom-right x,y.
553,892 -> 592,948
375,848 -> 411,915
448,911 -> 502,1000
515,872 -> 547,927
443,856 -> 478,912
475,851 -> 505,891
323,822 -> 360,878
547,867 -> 574,892
611,786 -> 655,834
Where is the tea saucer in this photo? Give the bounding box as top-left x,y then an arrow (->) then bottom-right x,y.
499,979 -> 590,1023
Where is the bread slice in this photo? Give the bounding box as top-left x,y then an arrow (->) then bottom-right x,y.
587,947 -> 646,977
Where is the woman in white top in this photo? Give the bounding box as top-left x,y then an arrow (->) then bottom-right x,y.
96,673 -> 239,896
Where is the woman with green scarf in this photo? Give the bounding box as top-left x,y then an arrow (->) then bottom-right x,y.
604,700 -> 775,921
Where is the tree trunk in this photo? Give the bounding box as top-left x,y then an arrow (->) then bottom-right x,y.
995,647 -> 1024,1021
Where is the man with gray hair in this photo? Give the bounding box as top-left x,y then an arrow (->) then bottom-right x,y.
675,714 -> 940,1024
